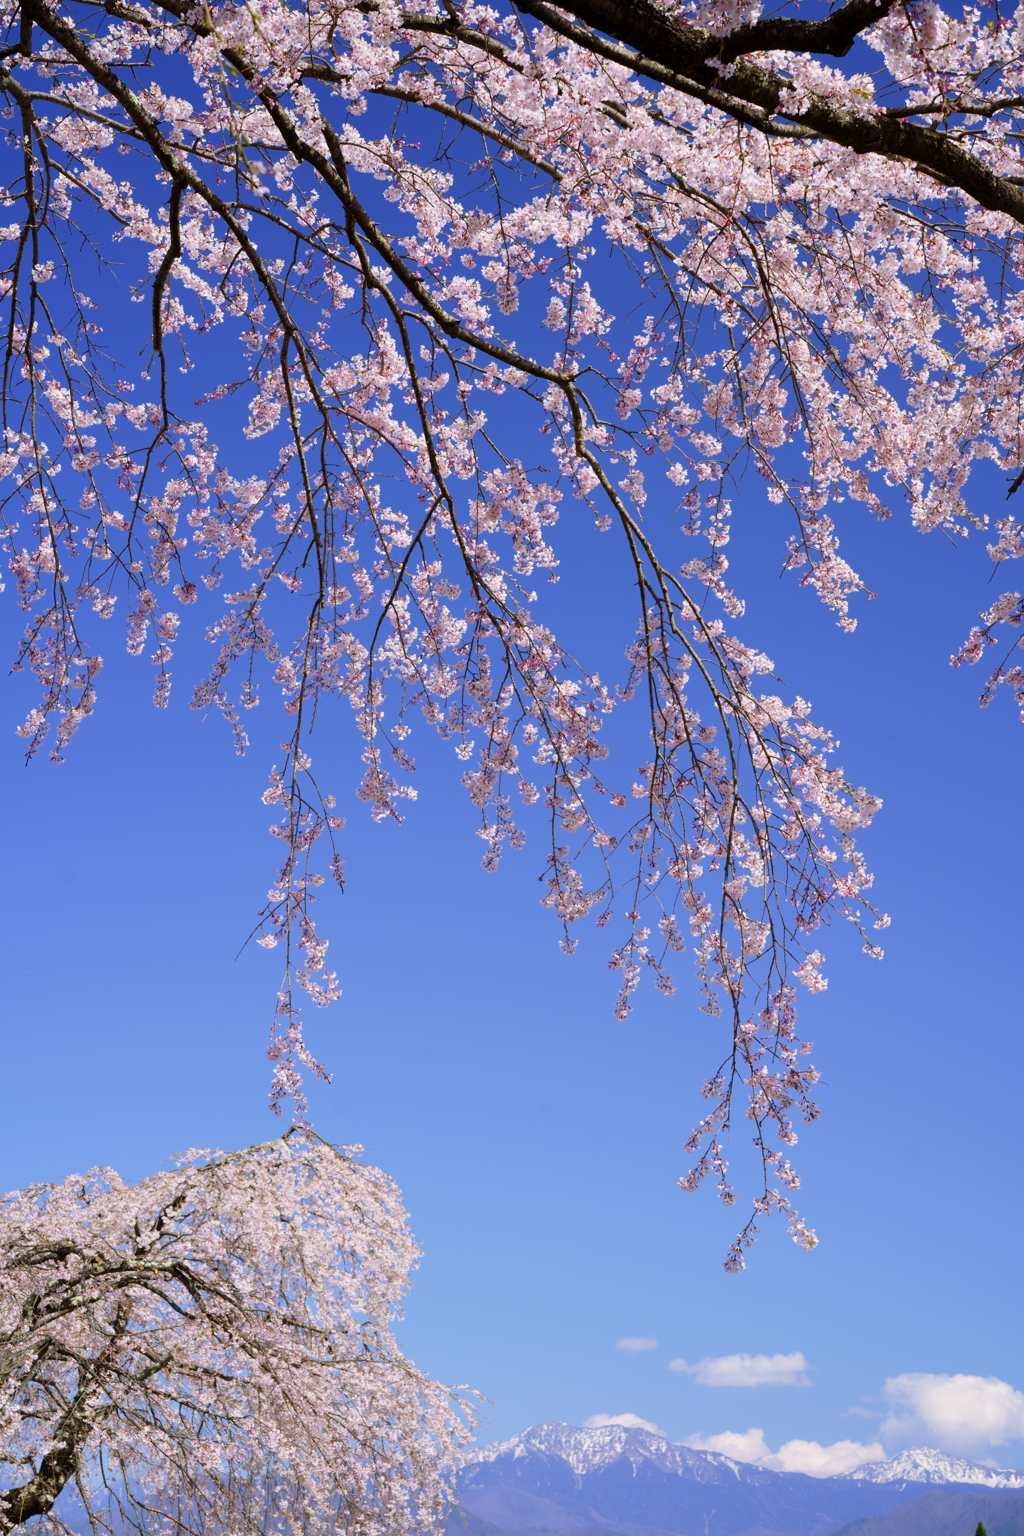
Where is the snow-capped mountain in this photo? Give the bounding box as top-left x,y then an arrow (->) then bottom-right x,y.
478,1425 -> 1024,1486
475,1423 -> 1024,1490
461,1423 -> 929,1536
474,1421 -> 748,1480
840,1447 -> 1024,1489
454,1422 -> 1024,1536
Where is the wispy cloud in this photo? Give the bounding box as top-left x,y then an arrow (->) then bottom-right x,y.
670,1352 -> 812,1388
616,1337 -> 659,1353
584,1413 -> 661,1433
683,1429 -> 883,1477
880,1373 -> 1024,1457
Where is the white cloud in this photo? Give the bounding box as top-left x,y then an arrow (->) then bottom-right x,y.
683,1428 -> 883,1478
880,1373 -> 1024,1457
617,1337 -> 659,1353
768,1439 -> 885,1477
670,1352 -> 812,1388
678,1371 -> 1024,1478
683,1428 -> 773,1462
585,1413 -> 661,1433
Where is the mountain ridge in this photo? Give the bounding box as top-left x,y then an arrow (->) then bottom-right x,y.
472,1423 -> 1024,1489
452,1422 -> 1024,1536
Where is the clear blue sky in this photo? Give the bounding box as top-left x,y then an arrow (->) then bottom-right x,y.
2,434 -> 1022,1465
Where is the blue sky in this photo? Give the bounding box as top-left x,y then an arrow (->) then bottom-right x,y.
3,437 -> 1022,1473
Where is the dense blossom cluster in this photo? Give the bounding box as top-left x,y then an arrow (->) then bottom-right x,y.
0,1131 -> 473,1534
1,0 -> 1022,1259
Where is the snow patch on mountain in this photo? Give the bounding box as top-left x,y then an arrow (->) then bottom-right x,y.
840,1447 -> 1024,1488
473,1425 -> 1024,1490
474,1422 -> 746,1480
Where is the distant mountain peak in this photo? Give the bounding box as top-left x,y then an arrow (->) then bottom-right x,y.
477,1422 -> 666,1475
841,1447 -> 1024,1488
474,1421 -> 743,1478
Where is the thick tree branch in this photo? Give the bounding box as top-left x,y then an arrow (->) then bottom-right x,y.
0,1401 -> 87,1531
721,0 -> 901,60
510,0 -> 1024,225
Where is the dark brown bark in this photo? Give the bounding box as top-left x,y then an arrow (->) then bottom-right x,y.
508,0 -> 1024,227
0,1430 -> 80,1532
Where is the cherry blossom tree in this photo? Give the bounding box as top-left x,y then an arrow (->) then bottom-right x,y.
0,1129 -> 473,1535
2,0 -> 1023,1262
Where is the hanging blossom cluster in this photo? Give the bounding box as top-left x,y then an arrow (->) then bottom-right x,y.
0,1129 -> 475,1536
2,0 -> 1023,1260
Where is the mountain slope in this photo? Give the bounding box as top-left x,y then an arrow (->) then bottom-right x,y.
830,1490 -> 1024,1536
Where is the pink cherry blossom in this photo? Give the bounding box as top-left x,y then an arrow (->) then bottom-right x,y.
0,1130 -> 474,1534
2,0 -> 1022,1262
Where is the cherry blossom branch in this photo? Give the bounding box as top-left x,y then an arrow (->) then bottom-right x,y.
513,0 -> 1024,223
3,0 -> 1006,1266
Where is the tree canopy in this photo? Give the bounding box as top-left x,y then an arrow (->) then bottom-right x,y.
0,1130 -> 472,1535
2,0 -> 1022,1261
